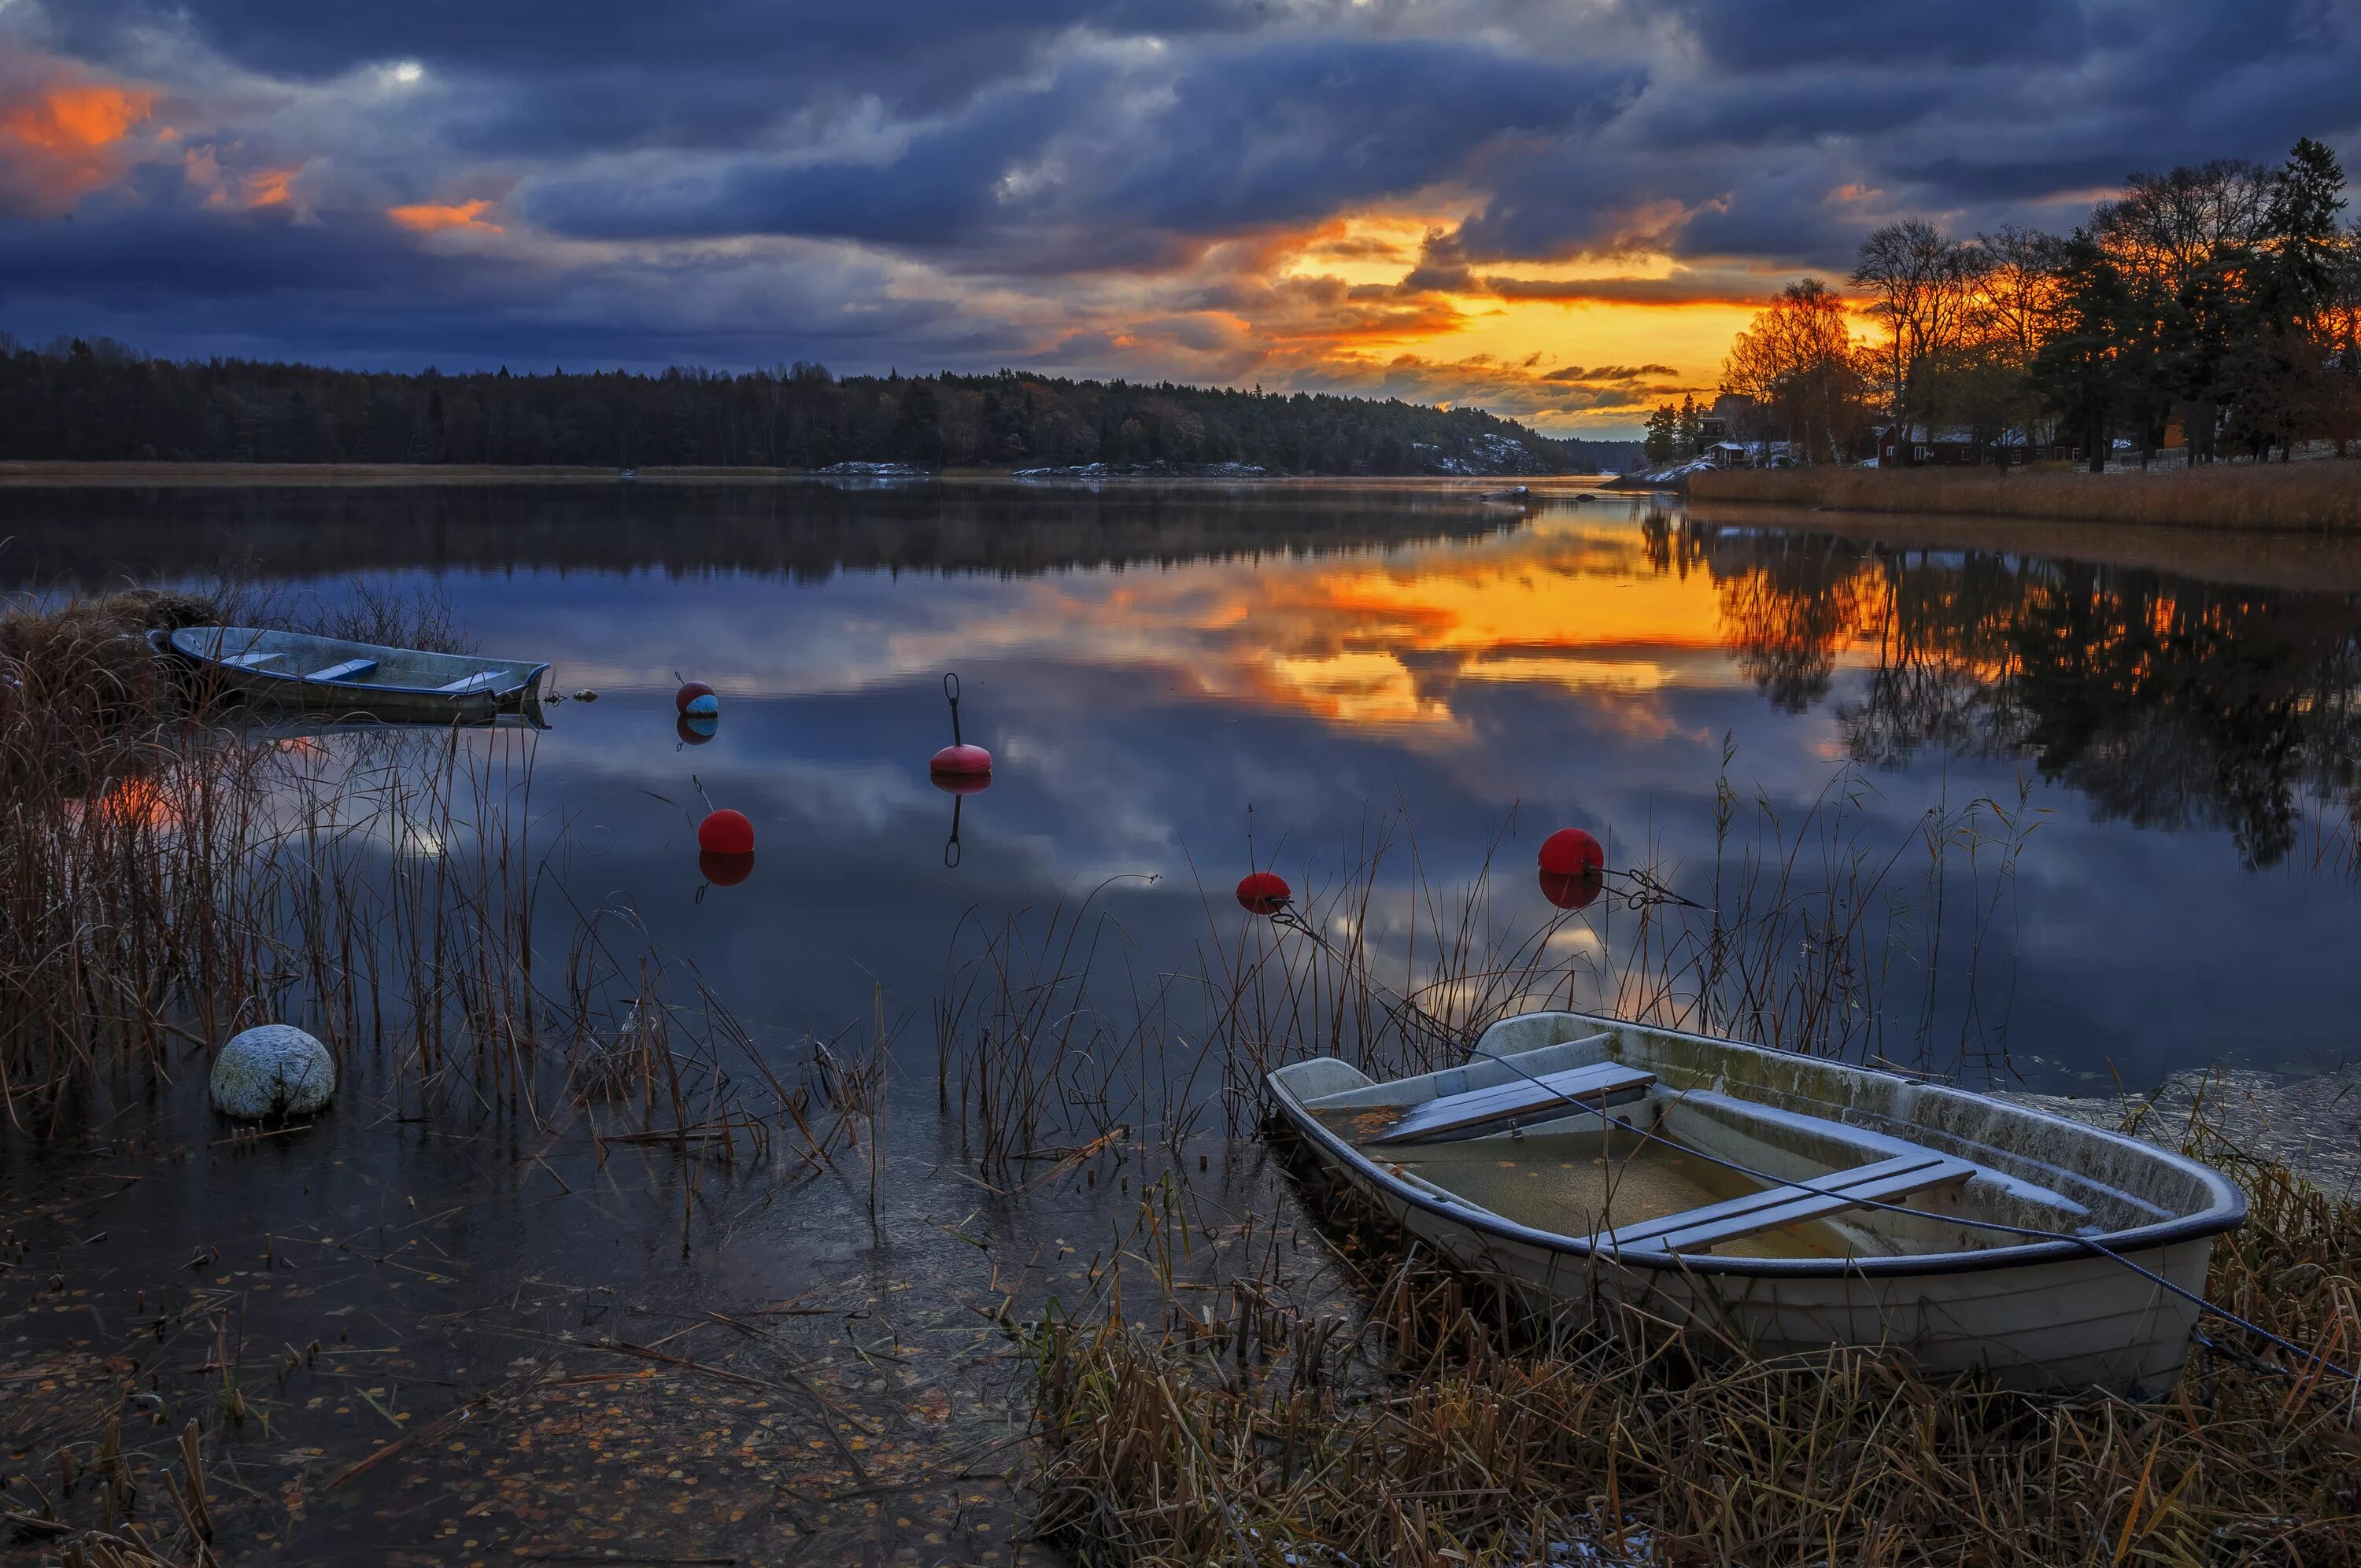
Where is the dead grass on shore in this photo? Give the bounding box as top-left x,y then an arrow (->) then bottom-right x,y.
1029,1109 -> 2361,1567
0,592 -> 802,1164
1690,462 -> 2361,532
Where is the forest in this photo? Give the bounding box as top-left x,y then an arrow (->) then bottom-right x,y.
1651,138 -> 2361,470
0,346 -> 1639,477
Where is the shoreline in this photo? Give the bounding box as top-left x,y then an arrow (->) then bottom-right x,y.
1682,500 -> 2361,594
0,460 -> 1605,489
1687,462 -> 2361,532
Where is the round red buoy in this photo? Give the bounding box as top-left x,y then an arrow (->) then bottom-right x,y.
1539,867 -> 1605,912
675,680 -> 717,715
699,850 -> 755,887
696,808 -> 754,855
931,768 -> 992,797
930,743 -> 993,777
677,712 -> 717,746
1236,870 -> 1290,915
1538,827 -> 1605,877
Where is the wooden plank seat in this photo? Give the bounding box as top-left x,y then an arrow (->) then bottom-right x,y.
1601,1152 -> 1976,1256
435,670 -> 505,694
1362,1057 -> 1656,1146
306,658 -> 379,682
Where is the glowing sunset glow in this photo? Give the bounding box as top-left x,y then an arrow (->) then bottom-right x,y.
0,6 -> 2347,435
2,82 -> 154,150
388,198 -> 503,234
245,165 -> 300,208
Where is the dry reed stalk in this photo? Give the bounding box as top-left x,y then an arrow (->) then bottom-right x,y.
0,593 -> 792,1167
1028,1123 -> 2361,1568
1687,462 -> 2361,531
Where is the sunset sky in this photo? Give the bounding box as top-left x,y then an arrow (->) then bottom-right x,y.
2,2 -> 2355,436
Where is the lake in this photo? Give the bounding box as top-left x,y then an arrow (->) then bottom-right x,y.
3,476 -> 2357,1563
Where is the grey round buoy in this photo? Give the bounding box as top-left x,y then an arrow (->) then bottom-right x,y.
209,1024 -> 336,1120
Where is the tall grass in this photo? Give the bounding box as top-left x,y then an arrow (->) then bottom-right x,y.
1026,1088 -> 2361,1567
0,592 -> 800,1161
1689,461 -> 2361,530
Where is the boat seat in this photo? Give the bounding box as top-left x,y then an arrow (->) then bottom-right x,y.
1363,1060 -> 1656,1146
435,670 -> 504,694
220,650 -> 286,669
1602,1152 -> 1976,1256
307,659 -> 378,682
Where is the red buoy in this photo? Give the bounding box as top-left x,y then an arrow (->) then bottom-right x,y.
1538,828 -> 1605,877
930,743 -> 993,778
700,850 -> 755,887
1236,870 -> 1290,915
696,808 -> 754,855
1539,867 -> 1605,911
675,680 -> 717,715
931,763 -> 992,796
677,712 -> 717,746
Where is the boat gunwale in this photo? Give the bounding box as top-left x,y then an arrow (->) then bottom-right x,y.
1269,1009 -> 2247,1280
168,626 -> 549,706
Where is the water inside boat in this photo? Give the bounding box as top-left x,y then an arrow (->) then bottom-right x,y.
1309,1109 -> 1854,1260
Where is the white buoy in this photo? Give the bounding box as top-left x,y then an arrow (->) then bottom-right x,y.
209,1024 -> 336,1120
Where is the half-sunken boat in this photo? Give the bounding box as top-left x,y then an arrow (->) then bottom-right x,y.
1269,1009 -> 2245,1391
164,627 -> 549,722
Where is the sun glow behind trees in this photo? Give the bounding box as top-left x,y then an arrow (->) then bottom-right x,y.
1693,138 -> 2361,471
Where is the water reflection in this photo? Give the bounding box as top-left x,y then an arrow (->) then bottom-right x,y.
3,479 -> 2358,1084
1665,511 -> 2361,870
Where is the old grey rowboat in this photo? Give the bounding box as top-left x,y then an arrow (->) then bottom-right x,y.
1269,1009 -> 2246,1391
165,626 -> 549,722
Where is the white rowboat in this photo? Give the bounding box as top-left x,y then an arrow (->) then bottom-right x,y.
166,626 -> 549,723
1269,1010 -> 2245,1392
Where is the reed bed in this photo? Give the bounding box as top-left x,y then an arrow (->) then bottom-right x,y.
963,786 -> 2355,1564
1196,765 -> 2035,1134
1687,461 -> 2361,531
0,591 -> 800,1163
1028,1105 -> 2361,1567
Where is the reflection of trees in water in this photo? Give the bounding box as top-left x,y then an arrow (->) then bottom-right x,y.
1681,518 -> 2361,869
0,483 -> 1518,588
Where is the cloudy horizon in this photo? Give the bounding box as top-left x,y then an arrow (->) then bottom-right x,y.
2,1 -> 2355,437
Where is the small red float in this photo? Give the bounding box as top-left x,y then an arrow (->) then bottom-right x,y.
696,808 -> 754,855
930,758 -> 992,795
675,679 -> 718,715
1538,827 -> 1605,877
1539,867 -> 1605,911
700,850 -> 755,887
677,712 -> 717,746
1236,870 -> 1290,915
929,673 -> 993,780
930,743 -> 993,779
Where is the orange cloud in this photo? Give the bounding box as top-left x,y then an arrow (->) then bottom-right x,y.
0,76 -> 158,216
388,198 -> 504,234
4,82 -> 154,150
245,165 -> 300,208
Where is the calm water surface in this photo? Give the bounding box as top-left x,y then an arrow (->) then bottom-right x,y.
4,478 -> 2358,1564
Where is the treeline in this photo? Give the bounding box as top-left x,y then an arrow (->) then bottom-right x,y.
1676,138 -> 2361,469
0,343 -> 1635,476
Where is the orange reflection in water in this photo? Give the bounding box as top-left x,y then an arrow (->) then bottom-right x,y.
1012,512 -> 1827,734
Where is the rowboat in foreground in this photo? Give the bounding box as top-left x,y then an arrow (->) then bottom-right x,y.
1269,1009 -> 2245,1391
163,627 -> 549,722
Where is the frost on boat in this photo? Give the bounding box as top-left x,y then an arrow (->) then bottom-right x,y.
1269,1010 -> 2246,1392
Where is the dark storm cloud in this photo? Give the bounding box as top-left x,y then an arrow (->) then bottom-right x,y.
1656,0 -> 2097,69
525,39 -> 1640,247
1,0 -> 2355,384
49,0 -> 1258,147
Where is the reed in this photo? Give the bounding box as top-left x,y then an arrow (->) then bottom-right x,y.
1028,1109 -> 2361,1567
1687,461 -> 2361,531
0,592 -> 795,1163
